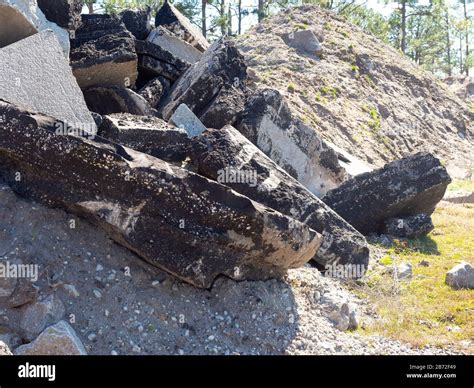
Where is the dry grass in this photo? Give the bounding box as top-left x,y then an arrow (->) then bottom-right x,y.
353,202 -> 474,352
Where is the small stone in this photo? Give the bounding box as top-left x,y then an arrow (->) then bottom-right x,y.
93,289 -> 102,299
445,261 -> 474,289
14,321 -> 87,355
397,262 -> 413,280
63,284 -> 80,298
20,294 -> 66,341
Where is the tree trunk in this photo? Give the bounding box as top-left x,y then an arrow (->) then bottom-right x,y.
401,0 -> 407,54
463,0 -> 469,76
227,4 -> 232,35
87,1 -> 94,14
220,0 -> 226,36
445,10 -> 452,76
238,0 -> 242,35
201,0 -> 207,38
258,0 -> 264,22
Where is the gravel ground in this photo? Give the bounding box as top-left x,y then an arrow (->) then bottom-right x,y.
0,183 -> 465,355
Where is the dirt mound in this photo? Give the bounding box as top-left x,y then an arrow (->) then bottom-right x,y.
235,5 -> 474,178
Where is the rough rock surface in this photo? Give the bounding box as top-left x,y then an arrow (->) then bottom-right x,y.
20,294 -> 65,341
84,86 -> 155,116
0,101 -> 320,289
236,88 -> 346,197
445,262 -> 474,290
323,153 -> 451,235
147,26 -> 202,65
0,30 -> 96,133
70,14 -> 138,89
138,76 -> 170,108
15,321 -> 87,355
384,213 -> 434,239
154,1 -> 209,52
444,75 -> 474,106
37,0 -> 82,30
119,7 -> 151,40
136,39 -> 192,81
0,183 -> 464,355
0,0 -> 70,55
159,37 -> 249,129
235,5 -> 473,179
187,124 -> 369,270
99,113 -> 190,163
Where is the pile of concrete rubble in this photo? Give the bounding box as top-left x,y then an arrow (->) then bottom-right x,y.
0,0 -> 451,289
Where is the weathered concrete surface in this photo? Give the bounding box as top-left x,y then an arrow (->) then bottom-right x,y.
154,1 -> 209,52
136,39 -> 192,81
83,86 -> 155,116
0,101 -> 321,288
169,103 -> 207,138
138,76 -> 170,108
0,0 -> 70,55
383,213 -> 434,239
323,153 -> 451,235
15,321 -> 87,355
147,26 -> 201,65
99,113 -> 190,163
159,37 -> 249,129
119,7 -> 151,40
236,88 -> 347,197
37,0 -> 83,30
70,14 -> 138,89
187,125 -> 369,271
0,30 -> 96,134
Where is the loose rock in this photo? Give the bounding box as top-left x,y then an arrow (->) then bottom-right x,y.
0,0 -> 70,55
169,103 -> 207,138
159,37 -> 248,129
445,262 -> 474,290
138,76 -> 170,108
187,124 -> 369,271
236,88 -> 347,197
0,101 -> 321,289
0,30 -> 96,134
14,321 -> 87,355
323,153 -> 451,235
0,340 -> 12,355
154,1 -> 209,52
37,0 -> 82,30
98,113 -> 190,163
147,26 -> 202,64
83,86 -> 155,116
119,7 -> 151,40
136,39 -> 193,81
281,29 -> 322,54
70,14 -> 138,89
20,294 -> 65,341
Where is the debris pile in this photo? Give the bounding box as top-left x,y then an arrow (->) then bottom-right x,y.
0,1 -> 455,355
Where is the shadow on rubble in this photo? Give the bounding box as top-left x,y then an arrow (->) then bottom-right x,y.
0,182 -> 300,355
405,235 -> 440,255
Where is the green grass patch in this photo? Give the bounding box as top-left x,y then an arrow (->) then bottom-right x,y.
354,203 -> 474,351
448,179 -> 474,192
